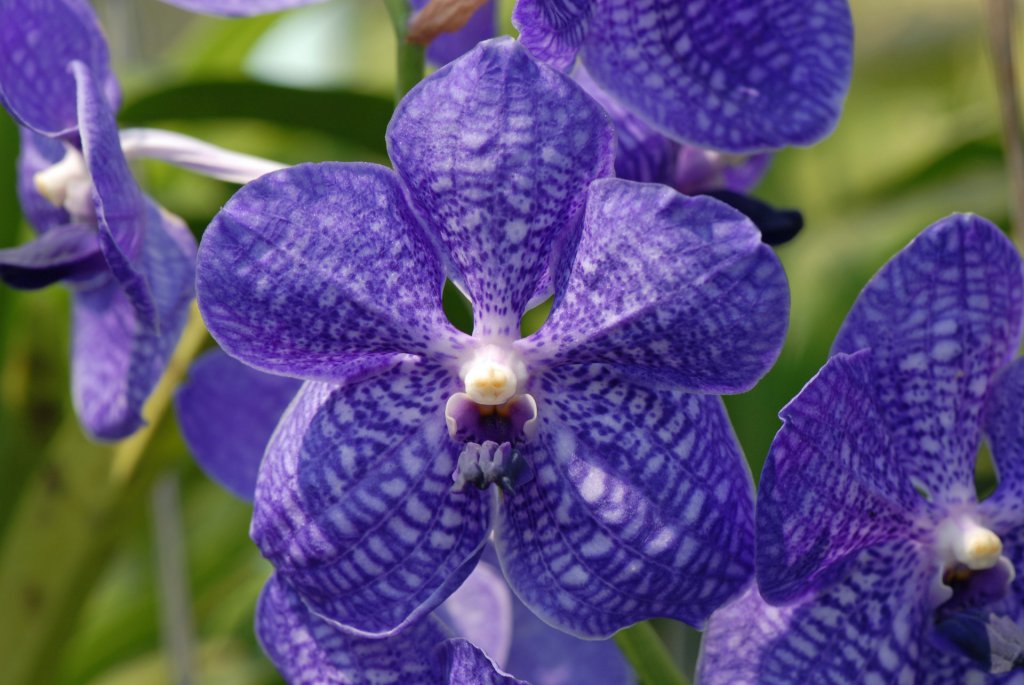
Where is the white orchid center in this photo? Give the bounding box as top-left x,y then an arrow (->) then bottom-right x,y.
936,517 -> 1004,571
34,147 -> 94,220
461,344 -> 526,406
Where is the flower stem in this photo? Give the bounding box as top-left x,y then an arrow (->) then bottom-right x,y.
384,0 -> 427,103
614,622 -> 691,685
0,305 -> 207,685
986,0 -> 1024,248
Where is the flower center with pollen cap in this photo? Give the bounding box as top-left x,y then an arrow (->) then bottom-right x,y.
34,147 -> 96,222
929,515 -> 1015,611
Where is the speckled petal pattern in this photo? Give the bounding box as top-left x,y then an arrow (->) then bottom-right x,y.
756,351 -> 928,605
981,358 -> 1024,533
0,0 -> 117,136
157,0 -> 326,16
439,639 -> 529,685
496,364 -> 755,637
702,541 -> 934,685
74,61 -> 155,329
197,162 -> 462,382
387,38 -> 613,336
0,223 -> 103,290
16,129 -> 70,233
256,573 -> 446,685
438,561 -> 514,669
251,362 -> 493,637
833,214 -> 1024,506
175,350 -> 301,502
521,179 -> 788,395
71,200 -> 195,440
580,0 -> 853,152
513,0 -> 593,72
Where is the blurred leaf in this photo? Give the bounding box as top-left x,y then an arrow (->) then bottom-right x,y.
119,81 -> 392,157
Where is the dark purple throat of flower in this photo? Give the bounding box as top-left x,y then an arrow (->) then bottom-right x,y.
445,342 -> 537,496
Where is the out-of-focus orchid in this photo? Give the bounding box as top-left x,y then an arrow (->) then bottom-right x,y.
195,38 -> 789,641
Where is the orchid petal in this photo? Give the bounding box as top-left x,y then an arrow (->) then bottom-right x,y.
439,560 -> 514,668
0,223 -> 103,290
256,573 -> 446,685
581,0 -> 853,152
251,362 -> 493,637
411,0 -> 497,66
522,179 -> 788,395
981,358 -> 1024,532
833,214 -> 1024,506
439,638 -> 529,685
16,129 -> 70,233
497,364 -> 754,637
175,350 -> 301,501
197,162 -> 461,383
512,0 -> 593,72
387,38 -> 613,336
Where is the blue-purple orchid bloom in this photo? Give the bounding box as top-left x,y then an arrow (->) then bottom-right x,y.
195,37 -> 789,641
513,0 -> 854,154
0,0 -> 284,439
176,349 -> 635,685
698,215 -> 1024,683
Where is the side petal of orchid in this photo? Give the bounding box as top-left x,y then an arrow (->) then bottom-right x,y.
0,0 -> 117,137
439,638 -> 529,685
522,179 -> 788,395
700,542 -> 935,685
256,573 -> 446,685
251,364 -> 493,637
197,162 -> 461,383
982,358 -> 1024,532
73,60 -> 157,329
175,349 -> 301,502
438,560 -> 515,669
757,350 -> 926,605
833,214 -> 1024,507
497,365 -> 755,637
505,586 -> 634,685
16,129 -> 70,233
581,0 -> 853,152
71,200 -> 195,440
512,0 -> 593,72
156,0 -> 326,16
387,38 -> 614,336
0,223 -> 104,290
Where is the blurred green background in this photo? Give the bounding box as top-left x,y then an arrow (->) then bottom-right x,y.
0,0 -> 1016,683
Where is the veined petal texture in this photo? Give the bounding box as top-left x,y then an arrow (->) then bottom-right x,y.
833,214 -> 1024,506
251,361 -> 493,636
0,0 -> 118,136
580,0 -> 853,152
439,639 -> 529,685
197,162 -> 461,382
438,560 -> 514,668
513,0 -> 593,72
387,37 -> 613,335
157,0 -> 326,16
522,179 -> 788,395
982,358 -> 1024,533
756,350 -> 927,604
256,573 -> 447,685
175,350 -> 301,501
497,365 -> 755,637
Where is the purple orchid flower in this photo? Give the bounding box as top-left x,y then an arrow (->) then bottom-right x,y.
698,214 -> 1024,682
0,0 -> 196,439
195,37 -> 789,641
175,349 -> 635,685
513,0 -> 854,154
410,0 -> 498,66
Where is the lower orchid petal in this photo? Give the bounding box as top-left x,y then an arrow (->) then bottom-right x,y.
256,573 -> 446,685
439,560 -> 514,669
496,364 -> 755,637
438,638 -> 529,685
71,200 -> 194,440
0,223 -> 103,290
252,362 -> 494,637
757,350 -> 927,605
175,349 -> 301,502
700,540 -> 933,685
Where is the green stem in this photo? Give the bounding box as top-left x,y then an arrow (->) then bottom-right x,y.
615,622 -> 691,685
0,306 -> 208,685
384,0 -> 426,103
986,0 -> 1024,249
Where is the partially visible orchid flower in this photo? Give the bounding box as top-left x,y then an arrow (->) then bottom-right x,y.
698,215 -> 1024,683
514,0 -> 854,154
196,38 -> 789,641
175,349 -> 634,685
410,0 -> 497,66
0,0 -> 284,439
